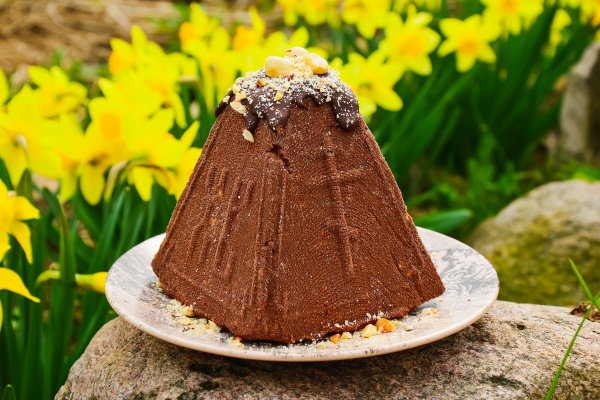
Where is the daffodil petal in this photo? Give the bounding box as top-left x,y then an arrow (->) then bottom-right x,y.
376,89 -> 403,111
478,44 -> 497,63
59,173 -> 78,204
80,163 -> 106,205
457,54 -> 477,73
290,26 -> 309,47
0,267 -> 40,302
180,121 -> 200,149
28,66 -> 51,87
359,100 -> 377,118
439,18 -> 462,36
0,180 -> 8,198
9,221 -> 33,263
8,196 -> 39,220
27,143 -> 63,180
130,167 -> 154,201
0,141 -> 28,187
0,241 -> 10,262
438,40 -> 456,57
408,56 -> 432,76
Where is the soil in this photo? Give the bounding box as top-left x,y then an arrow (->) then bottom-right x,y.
0,0 -> 179,73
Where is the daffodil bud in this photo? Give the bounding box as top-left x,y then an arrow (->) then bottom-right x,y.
75,272 -> 108,294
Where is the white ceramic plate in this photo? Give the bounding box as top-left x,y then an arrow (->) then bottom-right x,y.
106,227 -> 499,362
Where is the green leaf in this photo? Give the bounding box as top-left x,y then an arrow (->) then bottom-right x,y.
413,209 -> 473,234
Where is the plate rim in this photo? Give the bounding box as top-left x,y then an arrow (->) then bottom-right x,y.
106,227 -> 499,362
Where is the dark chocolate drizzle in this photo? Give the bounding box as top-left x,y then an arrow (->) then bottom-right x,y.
215,70 -> 360,134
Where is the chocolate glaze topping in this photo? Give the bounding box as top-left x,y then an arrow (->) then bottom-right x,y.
215,69 -> 360,134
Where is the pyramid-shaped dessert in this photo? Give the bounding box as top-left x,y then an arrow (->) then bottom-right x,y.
152,48 -> 445,343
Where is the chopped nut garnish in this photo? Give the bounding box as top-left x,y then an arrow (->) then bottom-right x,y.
301,52 -> 329,74
265,56 -> 295,77
222,95 -> 230,103
181,305 -> 195,317
230,101 -> 247,115
230,337 -> 244,348
340,332 -> 353,340
421,308 -> 437,316
361,324 -> 379,338
375,318 -> 395,333
274,91 -> 283,101
242,129 -> 254,143
235,92 -> 247,101
156,279 -> 161,288
286,46 -> 309,58
330,334 -> 341,344
208,320 -> 222,332
316,341 -> 328,349
257,78 -> 266,86
404,325 -> 415,331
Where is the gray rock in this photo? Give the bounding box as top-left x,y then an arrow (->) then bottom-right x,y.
56,301 -> 599,400
469,180 -> 600,306
558,41 -> 600,165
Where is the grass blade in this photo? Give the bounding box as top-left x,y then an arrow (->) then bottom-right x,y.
569,258 -> 598,309
545,290 -> 600,399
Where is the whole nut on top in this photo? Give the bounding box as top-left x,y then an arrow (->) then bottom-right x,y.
302,53 -> 329,74
286,46 -> 310,58
265,56 -> 295,77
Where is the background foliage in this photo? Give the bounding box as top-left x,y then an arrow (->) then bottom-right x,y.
1,0 -> 599,398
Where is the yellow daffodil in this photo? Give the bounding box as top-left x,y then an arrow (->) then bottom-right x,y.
73,95 -> 133,205
119,112 -> 199,201
277,0 -> 341,27
337,51 -> 403,118
52,114 -> 88,203
0,267 -> 40,331
380,8 -> 440,76
438,15 -> 501,72
547,9 -> 572,56
0,85 -> 62,186
179,3 -> 221,50
0,180 -> 39,263
342,0 -> 392,39
185,28 -> 238,108
581,0 -> 600,26
28,66 -> 87,118
233,7 -> 266,52
109,26 -> 190,127
482,0 -> 544,36
108,25 -> 162,75
0,69 -> 8,105
99,76 -> 163,119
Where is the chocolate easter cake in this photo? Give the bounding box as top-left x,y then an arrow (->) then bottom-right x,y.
152,48 -> 445,343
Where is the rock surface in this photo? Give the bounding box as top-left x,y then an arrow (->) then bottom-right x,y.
558,41 -> 600,165
469,180 -> 600,306
56,301 -> 599,400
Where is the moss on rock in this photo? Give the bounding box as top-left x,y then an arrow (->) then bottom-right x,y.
469,180 -> 600,306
